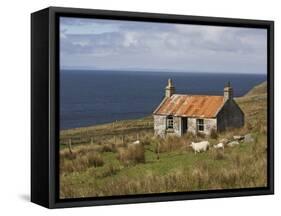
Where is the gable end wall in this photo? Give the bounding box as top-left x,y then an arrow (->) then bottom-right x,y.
217,99 -> 244,131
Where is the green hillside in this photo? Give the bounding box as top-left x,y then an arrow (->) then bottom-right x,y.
245,81 -> 267,96
60,81 -> 267,199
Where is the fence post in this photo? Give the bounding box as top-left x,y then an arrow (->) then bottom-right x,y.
68,138 -> 73,154
157,142 -> 160,160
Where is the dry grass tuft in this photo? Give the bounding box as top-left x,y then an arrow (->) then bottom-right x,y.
210,129 -> 218,139
117,144 -> 145,165
101,144 -> 116,153
213,150 -> 225,160
60,151 -> 104,173
87,153 -> 104,167
155,136 -> 189,153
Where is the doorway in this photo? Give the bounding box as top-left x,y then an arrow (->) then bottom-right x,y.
182,117 -> 188,134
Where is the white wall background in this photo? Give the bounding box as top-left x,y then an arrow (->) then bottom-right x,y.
0,0 -> 279,214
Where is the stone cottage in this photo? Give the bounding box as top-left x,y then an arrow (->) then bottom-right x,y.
153,79 -> 244,137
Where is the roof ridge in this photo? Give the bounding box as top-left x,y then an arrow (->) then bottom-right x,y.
173,93 -> 223,97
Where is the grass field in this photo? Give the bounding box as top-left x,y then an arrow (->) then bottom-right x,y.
59,81 -> 267,199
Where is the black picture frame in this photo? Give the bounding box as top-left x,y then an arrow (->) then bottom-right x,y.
31,6 -> 274,208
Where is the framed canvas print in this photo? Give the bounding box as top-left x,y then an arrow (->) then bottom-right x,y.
31,7 -> 274,208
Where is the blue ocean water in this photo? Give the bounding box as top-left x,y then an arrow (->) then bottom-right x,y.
60,70 -> 266,130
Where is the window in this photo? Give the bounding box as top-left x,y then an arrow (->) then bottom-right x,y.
197,119 -> 204,131
167,116 -> 174,129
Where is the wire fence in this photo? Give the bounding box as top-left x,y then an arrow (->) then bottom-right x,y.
60,122 -> 154,147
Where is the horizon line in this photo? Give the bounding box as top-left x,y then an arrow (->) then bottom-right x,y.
60,68 -> 266,75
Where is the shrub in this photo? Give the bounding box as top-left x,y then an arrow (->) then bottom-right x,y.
117,144 -> 145,164
213,150 -> 225,160
88,153 -> 104,167
246,122 -> 253,131
197,132 -> 206,139
154,136 -> 188,153
101,144 -> 116,152
142,137 -> 152,146
117,147 -> 128,164
97,164 -> 121,178
60,150 -> 77,160
210,129 -> 218,139
60,156 -> 89,173
60,152 -> 104,174
128,144 -> 145,163
60,159 -> 75,173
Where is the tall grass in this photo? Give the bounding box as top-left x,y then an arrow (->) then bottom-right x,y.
60,123 -> 267,197
117,144 -> 145,165
60,132 -> 267,198
60,151 -> 104,173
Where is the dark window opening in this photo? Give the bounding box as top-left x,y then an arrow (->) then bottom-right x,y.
197,119 -> 204,131
167,116 -> 174,129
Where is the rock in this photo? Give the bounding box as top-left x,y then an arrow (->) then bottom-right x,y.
244,134 -> 255,143
214,143 -> 224,149
233,135 -> 244,141
227,141 -> 240,147
220,138 -> 229,144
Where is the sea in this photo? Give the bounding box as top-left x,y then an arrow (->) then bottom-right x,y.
60,70 -> 266,130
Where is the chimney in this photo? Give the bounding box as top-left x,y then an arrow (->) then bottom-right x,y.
165,78 -> 175,97
224,81 -> 233,102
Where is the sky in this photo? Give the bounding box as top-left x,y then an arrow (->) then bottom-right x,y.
60,17 -> 267,74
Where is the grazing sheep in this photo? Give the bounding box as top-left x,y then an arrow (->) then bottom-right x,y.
233,135 -> 244,141
227,141 -> 240,147
190,141 -> 210,154
219,138 -> 229,144
213,143 -> 224,150
132,140 -> 140,145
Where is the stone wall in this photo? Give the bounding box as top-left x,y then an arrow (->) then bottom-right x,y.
153,115 -> 182,137
173,116 -> 182,136
154,115 -> 221,137
187,117 -> 217,135
204,118 -> 217,135
217,99 -> 244,131
187,118 -> 197,134
153,115 -> 166,137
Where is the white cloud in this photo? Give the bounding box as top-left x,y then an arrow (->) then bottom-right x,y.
60,17 -> 267,74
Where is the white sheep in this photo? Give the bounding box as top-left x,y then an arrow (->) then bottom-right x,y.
227,141 -> 240,147
190,141 -> 210,154
213,143 -> 224,150
132,140 -> 140,145
233,135 -> 244,141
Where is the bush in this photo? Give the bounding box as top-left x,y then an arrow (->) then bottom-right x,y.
129,144 -> 145,163
213,151 -> 225,160
210,129 -> 218,139
197,132 -> 206,139
60,152 -> 104,174
102,144 -> 116,152
88,153 -> 104,167
96,164 -> 121,178
117,148 -> 128,164
246,122 -> 253,131
117,144 -> 145,164
60,150 -> 77,160
154,136 -> 188,153
60,159 -> 75,173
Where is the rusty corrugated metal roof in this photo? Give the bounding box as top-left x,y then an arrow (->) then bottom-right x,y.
153,94 -> 224,118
